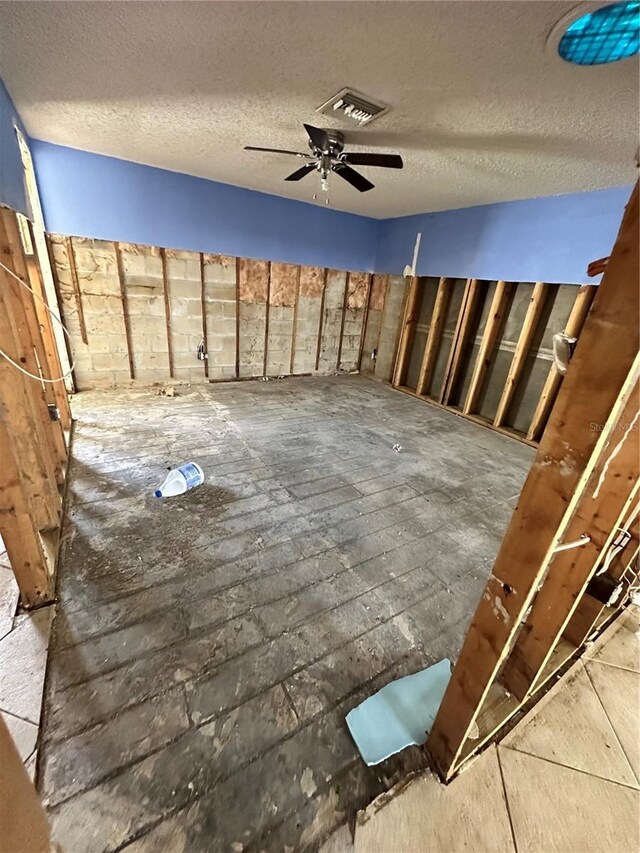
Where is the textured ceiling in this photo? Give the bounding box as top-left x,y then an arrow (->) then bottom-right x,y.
0,1 -> 637,218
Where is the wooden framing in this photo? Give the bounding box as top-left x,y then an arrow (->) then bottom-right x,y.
392,271 -> 597,445
356,273 -> 373,371
315,268 -> 328,371
463,280 -> 514,414
234,258 -> 241,379
159,248 -> 174,379
336,271 -> 350,371
493,281 -> 548,427
0,207 -> 70,608
416,277 -> 452,397
263,261 -> 272,377
392,275 -> 421,387
426,182 -> 639,781
289,266 -> 301,375
65,236 -> 88,345
114,242 -> 135,380
199,253 -> 209,379
440,278 -> 483,406
526,285 -> 596,442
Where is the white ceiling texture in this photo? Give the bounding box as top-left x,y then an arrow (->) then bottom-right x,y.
0,0 -> 637,218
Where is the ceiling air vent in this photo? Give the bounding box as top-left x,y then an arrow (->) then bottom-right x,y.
316,88 -> 388,126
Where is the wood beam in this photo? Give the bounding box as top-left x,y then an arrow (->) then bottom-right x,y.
416,277 -> 452,397
24,245 -> 72,432
392,276 -> 421,387
440,278 -> 483,406
494,281 -> 548,427
463,281 -> 514,414
426,182 -> 639,780
114,243 -> 135,380
315,269 -> 328,372
501,371 -> 639,698
289,266 -> 301,375
160,248 -> 174,378
356,273 -> 373,372
336,271 -> 350,371
65,236 -> 88,345
0,418 -> 54,607
527,285 -> 596,442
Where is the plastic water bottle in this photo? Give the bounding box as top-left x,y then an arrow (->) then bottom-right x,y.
154,462 -> 204,498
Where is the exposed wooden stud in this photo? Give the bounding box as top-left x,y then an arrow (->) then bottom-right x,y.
289,266 -> 301,375
263,261 -> 272,377
374,274 -> 391,361
564,516 -> 639,645
440,278 -> 484,406
114,243 -> 135,380
493,281 -> 548,427
235,258 -> 241,379
463,280 -> 514,414
315,268 -> 328,371
0,214 -> 60,528
426,182 -> 639,781
416,277 -> 452,397
44,234 -> 75,393
199,254 -> 209,378
0,419 -> 54,607
25,223 -> 72,431
527,285 -> 596,442
65,236 -> 88,345
160,248 -> 174,379
501,374 -> 639,699
336,271 -> 350,371
356,273 -> 373,371
5,217 -> 67,481
392,276 -> 421,387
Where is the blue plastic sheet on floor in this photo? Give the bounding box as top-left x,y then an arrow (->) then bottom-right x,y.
345,659 -> 452,766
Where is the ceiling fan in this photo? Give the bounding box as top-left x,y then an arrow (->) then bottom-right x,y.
244,123 -> 403,194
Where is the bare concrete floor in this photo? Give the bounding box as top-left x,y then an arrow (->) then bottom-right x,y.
39,375 -> 533,852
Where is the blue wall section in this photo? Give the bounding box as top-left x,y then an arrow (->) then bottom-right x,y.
30,139 -> 630,284
31,141 -> 382,272
0,78 -> 29,216
376,186 -> 632,284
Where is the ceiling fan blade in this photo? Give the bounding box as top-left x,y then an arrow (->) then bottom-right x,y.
332,162 -> 374,193
303,124 -> 330,153
244,146 -> 307,157
342,153 -> 404,169
284,163 -> 316,182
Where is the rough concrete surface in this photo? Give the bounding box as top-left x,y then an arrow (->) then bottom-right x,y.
40,375 -> 533,852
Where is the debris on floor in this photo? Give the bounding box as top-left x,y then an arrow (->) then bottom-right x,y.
346,659 -> 451,765
154,462 -> 205,497
393,443 -> 402,453
155,385 -> 176,397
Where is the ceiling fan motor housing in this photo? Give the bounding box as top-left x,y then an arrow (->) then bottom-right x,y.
308,129 -> 345,157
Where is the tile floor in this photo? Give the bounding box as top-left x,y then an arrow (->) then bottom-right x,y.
355,606 -> 640,853
0,540 -> 54,782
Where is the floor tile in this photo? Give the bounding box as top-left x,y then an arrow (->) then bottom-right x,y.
0,607 -> 54,724
585,606 -> 640,673
499,746 -> 640,853
1,711 -> 38,762
0,566 -> 19,640
502,662 -> 637,787
355,746 -> 515,853
586,660 -> 640,785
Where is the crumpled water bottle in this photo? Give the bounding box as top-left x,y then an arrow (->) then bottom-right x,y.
154,462 -> 204,498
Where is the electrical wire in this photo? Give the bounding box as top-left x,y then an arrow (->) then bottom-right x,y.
0,258 -> 75,383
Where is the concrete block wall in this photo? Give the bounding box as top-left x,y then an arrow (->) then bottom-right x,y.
339,272 -> 371,372
48,233 -> 409,390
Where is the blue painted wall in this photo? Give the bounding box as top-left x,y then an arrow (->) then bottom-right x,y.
31,141 -> 382,272
0,78 -> 29,216
376,186 -> 632,284
30,138 -> 630,284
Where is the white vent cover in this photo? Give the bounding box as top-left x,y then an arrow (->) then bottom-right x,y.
316,88 -> 388,126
